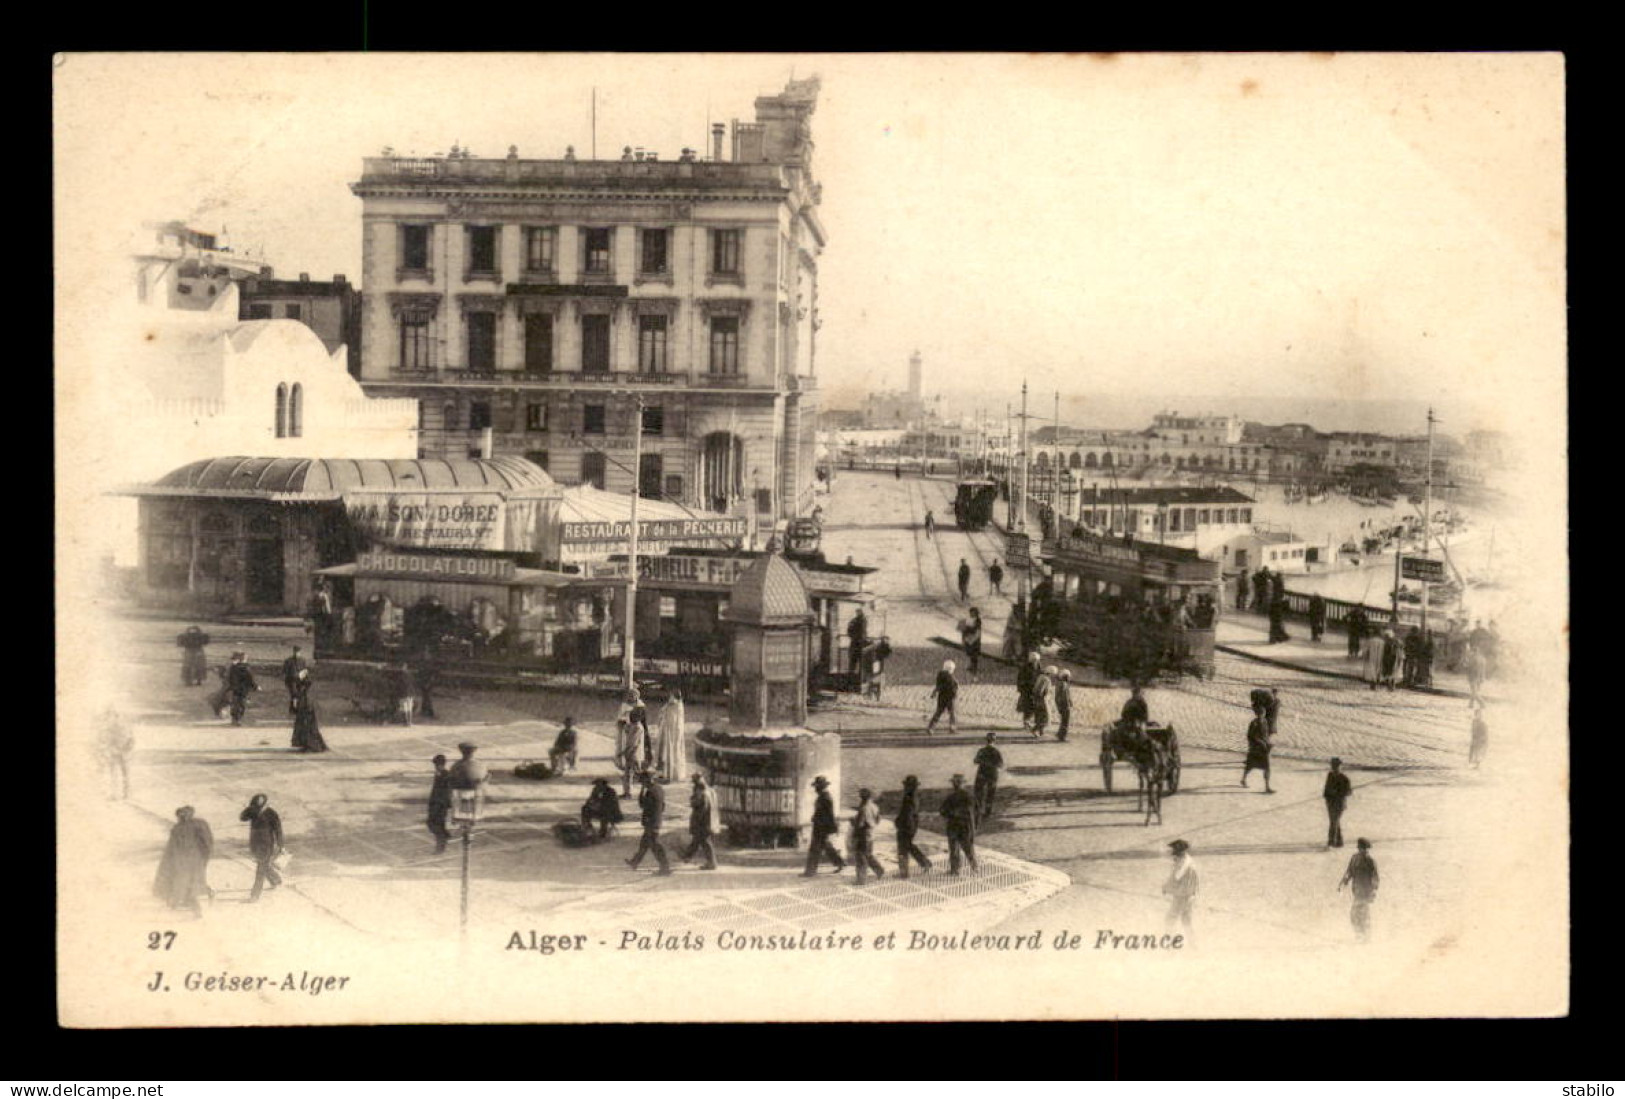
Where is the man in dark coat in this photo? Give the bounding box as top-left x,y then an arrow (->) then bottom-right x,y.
926,660 -> 959,733
679,774 -> 719,871
1346,605 -> 1368,659
894,775 -> 932,879
1016,652 -> 1040,730
958,609 -> 983,676
973,733 -> 1004,823
923,510 -> 936,539
177,626 -> 211,686
846,609 -> 868,675
281,645 -> 307,714
225,652 -> 259,726
549,717 -> 579,775
1235,572 -> 1250,611
1121,685 -> 1150,728
1323,757 -> 1352,848
1252,567 -> 1271,612
988,559 -> 1004,596
802,775 -> 846,877
239,794 -> 284,901
1339,838 -> 1380,941
581,778 -> 624,840
1402,626 -> 1423,687
413,652 -> 440,719
1250,687 -> 1281,739
427,754 -> 454,853
1308,593 -> 1327,643
1054,669 -> 1073,741
154,806 -> 213,913
625,770 -> 672,875
957,558 -> 971,601
1241,703 -> 1274,793
1267,587 -> 1290,643
939,774 -> 978,875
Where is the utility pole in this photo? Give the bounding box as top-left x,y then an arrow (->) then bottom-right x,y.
623,393 -> 644,691
1018,381 -> 1030,533
1421,407 -> 1436,633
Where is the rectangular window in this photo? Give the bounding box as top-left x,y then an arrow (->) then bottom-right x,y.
400,317 -> 431,369
525,227 -> 556,272
640,228 -> 669,274
283,303 -> 303,321
581,314 -> 610,373
1226,508 -> 1238,523
709,316 -> 740,374
466,311 -> 496,371
524,313 -> 553,372
583,405 -> 606,434
637,315 -> 668,373
641,405 -> 665,436
1169,509 -> 1182,533
711,229 -> 741,275
469,401 -> 492,431
1184,507 -> 1197,530
584,228 -> 612,275
1241,508 -> 1252,524
526,403 -> 547,432
246,303 -> 273,320
1198,509 -> 1211,524
659,596 -> 678,619
639,453 -> 663,499
402,225 -> 431,271
467,226 -> 497,275
581,451 -> 607,490
525,450 -> 549,471
664,474 -> 684,499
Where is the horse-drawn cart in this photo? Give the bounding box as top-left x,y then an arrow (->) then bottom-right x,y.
1099,720 -> 1182,825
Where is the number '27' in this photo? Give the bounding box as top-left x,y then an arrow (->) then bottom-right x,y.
147,931 -> 177,951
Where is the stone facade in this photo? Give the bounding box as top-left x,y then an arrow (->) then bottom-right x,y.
349,78 -> 826,523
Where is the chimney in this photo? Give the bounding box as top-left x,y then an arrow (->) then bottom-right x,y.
711,123 -> 726,162
479,428 -> 494,460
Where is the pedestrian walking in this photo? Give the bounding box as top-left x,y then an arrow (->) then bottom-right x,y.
894,775 -> 932,879
224,652 -> 259,726
1308,594 -> 1327,643
926,659 -> 959,733
1016,651 -> 1040,730
281,645 -> 307,714
176,626 -> 211,686
958,608 -> 983,676
427,754 -> 454,853
1252,567 -> 1271,613
580,778 -> 624,840
1402,626 -> 1422,688
658,690 -> 688,782
940,774 -> 978,875
846,608 -> 869,675
626,770 -> 672,876
1235,572 -> 1250,612
1030,667 -> 1053,738
973,732 -> 1004,822
1250,686 -> 1281,739
615,707 -> 643,798
1241,702 -> 1274,793
1379,627 -> 1400,691
864,637 -> 893,701
679,774 -> 720,870
154,806 -> 213,914
1162,839 -> 1199,934
1465,643 -> 1487,703
802,775 -> 846,877
289,668 -> 328,753
924,510 -> 936,539
957,558 -> 971,601
97,706 -> 133,801
988,559 -> 1004,597
849,788 -> 885,885
239,794 -> 284,902
1364,626 -> 1387,688
549,717 -> 579,775
1469,702 -> 1489,768
1054,669 -> 1073,742
1267,590 -> 1291,644
1323,757 -> 1352,848
1346,605 -> 1368,659
1338,838 -> 1380,942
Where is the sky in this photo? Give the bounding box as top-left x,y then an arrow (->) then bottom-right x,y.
54,52 -> 1565,438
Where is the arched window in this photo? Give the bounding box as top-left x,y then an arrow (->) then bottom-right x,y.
1069,451 -> 1083,470
275,384 -> 288,438
1102,452 -> 1114,469
1084,452 -> 1098,469
289,383 -> 304,438
1160,453 -> 1171,466
1035,451 -> 1050,469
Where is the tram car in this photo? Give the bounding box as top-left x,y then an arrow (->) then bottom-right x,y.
953,478 -> 999,532
783,516 -> 823,562
1037,531 -> 1221,681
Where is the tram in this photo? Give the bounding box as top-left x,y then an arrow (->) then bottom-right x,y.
1034,530 -> 1222,681
953,478 -> 998,531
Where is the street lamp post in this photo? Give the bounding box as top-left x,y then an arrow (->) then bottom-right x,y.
624,393 -> 645,691
451,787 -> 482,936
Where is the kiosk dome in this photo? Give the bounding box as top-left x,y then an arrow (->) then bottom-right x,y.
721,554 -> 813,626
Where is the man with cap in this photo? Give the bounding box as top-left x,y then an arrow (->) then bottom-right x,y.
973,733 -> 1004,823
224,651 -> 259,726
1338,838 -> 1380,942
894,775 -> 932,879
802,775 -> 845,877
427,754 -> 454,854
939,774 -> 978,875
679,773 -> 720,871
926,659 -> 959,733
626,769 -> 672,876
850,787 -> 885,885
1162,839 -> 1199,933
1052,668 -> 1074,741
281,645 -> 307,715
957,558 -> 972,601
239,794 -> 284,902
1322,757 -> 1353,848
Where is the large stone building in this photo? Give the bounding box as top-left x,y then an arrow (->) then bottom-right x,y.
349,77 -> 827,524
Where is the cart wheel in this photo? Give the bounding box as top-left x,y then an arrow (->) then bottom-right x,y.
1166,757 -> 1182,795
1100,750 -> 1114,793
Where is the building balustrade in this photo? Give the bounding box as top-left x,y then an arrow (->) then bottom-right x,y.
387,366 -> 776,390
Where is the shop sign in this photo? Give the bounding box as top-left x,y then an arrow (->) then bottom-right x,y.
561,516 -> 748,544
586,554 -> 755,585
344,492 -> 552,552
1006,530 -> 1039,568
355,551 -> 517,582
798,567 -> 865,595
1053,533 -> 1142,567
761,633 -> 804,679
1401,555 -> 1446,583
633,656 -> 726,678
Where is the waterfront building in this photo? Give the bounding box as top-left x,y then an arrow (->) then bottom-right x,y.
239,273 -> 364,378
349,77 -> 827,524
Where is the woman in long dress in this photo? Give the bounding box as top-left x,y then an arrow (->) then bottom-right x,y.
1363,627 -> 1388,689
290,668 -> 329,753
658,690 -> 687,783
153,806 -> 213,913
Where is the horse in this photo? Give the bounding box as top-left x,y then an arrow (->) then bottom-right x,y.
1121,726 -> 1171,826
